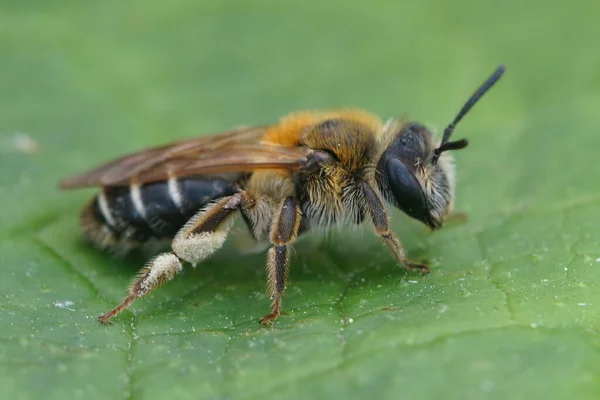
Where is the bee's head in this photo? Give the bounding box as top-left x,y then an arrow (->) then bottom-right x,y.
376,122 -> 459,229
375,65 -> 505,229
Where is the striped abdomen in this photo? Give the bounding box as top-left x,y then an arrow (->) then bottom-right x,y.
82,177 -> 238,251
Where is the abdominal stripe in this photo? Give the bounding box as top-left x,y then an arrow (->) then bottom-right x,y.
93,178 -> 238,241
97,190 -> 117,229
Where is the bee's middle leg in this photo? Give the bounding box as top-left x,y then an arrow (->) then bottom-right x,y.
259,196 -> 302,326
99,191 -> 256,324
361,183 -> 430,274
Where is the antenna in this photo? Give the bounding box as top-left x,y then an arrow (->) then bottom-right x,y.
432,64 -> 506,165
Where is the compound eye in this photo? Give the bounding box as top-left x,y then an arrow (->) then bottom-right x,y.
386,157 -> 428,220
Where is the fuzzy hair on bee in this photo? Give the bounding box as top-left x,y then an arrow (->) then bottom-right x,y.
59,65 -> 505,325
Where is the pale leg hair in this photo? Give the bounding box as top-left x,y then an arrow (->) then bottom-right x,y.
98,191 -> 256,324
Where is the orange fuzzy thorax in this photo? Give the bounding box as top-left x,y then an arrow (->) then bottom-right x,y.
261,109 -> 383,147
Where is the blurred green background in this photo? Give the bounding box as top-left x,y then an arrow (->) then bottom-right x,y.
2,1 -> 600,399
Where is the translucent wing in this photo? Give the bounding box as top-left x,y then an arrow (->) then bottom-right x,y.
59,126 -> 310,188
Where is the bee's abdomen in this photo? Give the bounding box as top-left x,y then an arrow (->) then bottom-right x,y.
82,177 -> 238,251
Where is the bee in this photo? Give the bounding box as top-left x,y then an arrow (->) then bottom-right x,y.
60,65 -> 505,325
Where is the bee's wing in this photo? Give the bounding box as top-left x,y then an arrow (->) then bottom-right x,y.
59,125 -> 310,189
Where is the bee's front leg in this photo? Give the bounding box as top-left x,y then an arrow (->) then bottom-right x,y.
361,183 -> 430,274
259,196 -> 302,326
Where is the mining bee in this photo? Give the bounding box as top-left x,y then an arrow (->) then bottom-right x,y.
60,65 -> 505,325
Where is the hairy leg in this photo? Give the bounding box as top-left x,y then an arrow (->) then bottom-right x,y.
259,196 -> 302,325
361,183 -> 429,273
99,191 -> 255,324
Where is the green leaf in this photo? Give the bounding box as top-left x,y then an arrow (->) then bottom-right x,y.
2,1 -> 600,399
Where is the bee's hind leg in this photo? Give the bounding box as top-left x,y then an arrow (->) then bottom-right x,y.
99,191 -> 256,324
361,183 -> 430,274
259,196 -> 302,326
